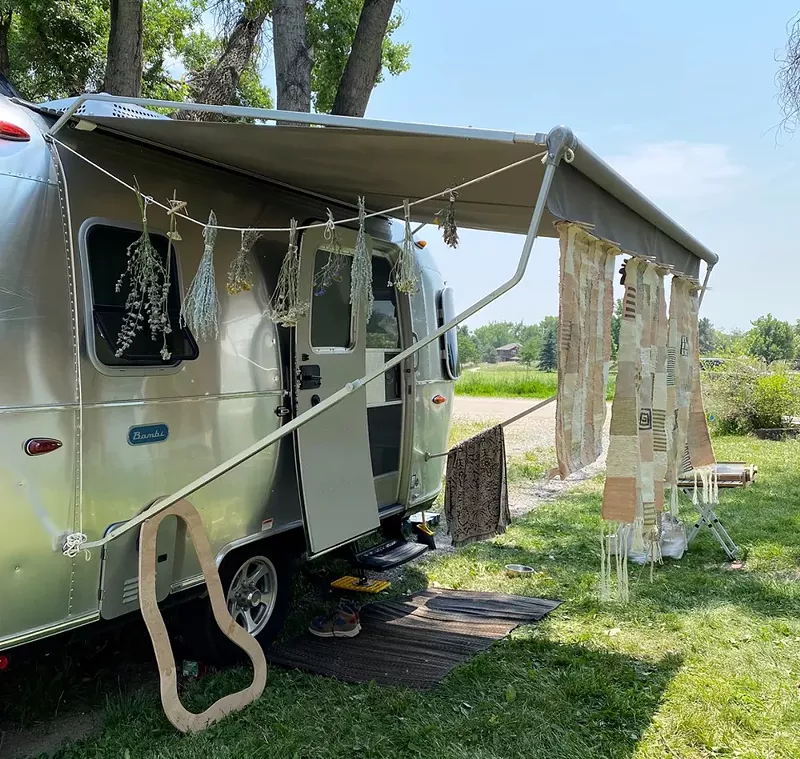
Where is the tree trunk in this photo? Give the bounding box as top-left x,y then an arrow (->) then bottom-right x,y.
331,0 -> 396,117
179,4 -> 268,120
104,0 -> 144,96
0,8 -> 12,80
273,0 -> 311,112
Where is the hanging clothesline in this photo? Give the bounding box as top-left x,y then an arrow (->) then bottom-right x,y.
49,136 -> 548,235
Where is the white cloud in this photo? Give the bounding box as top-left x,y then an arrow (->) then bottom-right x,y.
604,141 -> 745,205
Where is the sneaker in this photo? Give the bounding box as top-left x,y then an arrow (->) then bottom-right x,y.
309,602 -> 361,638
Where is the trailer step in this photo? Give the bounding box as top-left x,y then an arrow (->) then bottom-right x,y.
354,538 -> 430,572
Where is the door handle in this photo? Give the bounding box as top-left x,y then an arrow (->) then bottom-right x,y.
411,332 -> 420,372
299,364 -> 322,390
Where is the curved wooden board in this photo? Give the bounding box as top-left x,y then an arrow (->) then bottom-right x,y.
138,498 -> 268,733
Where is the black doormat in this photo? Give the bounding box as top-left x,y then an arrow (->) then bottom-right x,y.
266,589 -> 561,690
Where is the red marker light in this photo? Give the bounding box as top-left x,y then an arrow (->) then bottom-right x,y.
0,655 -> 8,671
432,395 -> 447,405
24,438 -> 63,456
0,121 -> 30,142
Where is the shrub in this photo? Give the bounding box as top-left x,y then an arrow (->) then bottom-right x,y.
703,357 -> 800,433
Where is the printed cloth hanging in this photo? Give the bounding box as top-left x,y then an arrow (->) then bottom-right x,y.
554,223 -> 618,479
650,265 -> 670,550
665,276 -> 694,515
444,426 -> 510,548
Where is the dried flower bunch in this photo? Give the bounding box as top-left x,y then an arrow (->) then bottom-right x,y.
115,186 -> 173,361
313,209 -> 348,296
390,199 -> 419,294
350,197 -> 374,315
436,190 -> 459,248
227,228 -> 261,295
268,218 -> 308,327
181,210 -> 221,340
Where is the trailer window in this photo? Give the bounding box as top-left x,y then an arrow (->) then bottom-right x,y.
367,257 -> 399,349
311,248 -> 353,349
84,224 -> 198,367
438,286 -> 460,380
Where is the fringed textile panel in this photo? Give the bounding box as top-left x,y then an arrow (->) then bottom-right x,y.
685,284 -> 716,471
554,223 -> 618,479
602,256 -> 644,528
665,276 -> 695,510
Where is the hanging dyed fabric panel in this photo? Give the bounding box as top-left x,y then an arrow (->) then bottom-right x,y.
649,266 -> 670,555
554,223 -> 618,479
665,276 -> 694,516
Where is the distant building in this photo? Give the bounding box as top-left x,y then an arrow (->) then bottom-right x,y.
496,343 -> 522,362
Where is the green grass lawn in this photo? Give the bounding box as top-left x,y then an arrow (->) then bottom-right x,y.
456,364 -> 616,401
21,437 -> 800,758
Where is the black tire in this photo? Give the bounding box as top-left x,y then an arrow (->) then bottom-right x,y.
190,542 -> 295,666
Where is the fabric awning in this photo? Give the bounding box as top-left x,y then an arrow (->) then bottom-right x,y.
57,112 -> 717,277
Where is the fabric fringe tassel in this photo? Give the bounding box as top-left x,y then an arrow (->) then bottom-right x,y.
227,229 -> 261,295
350,197 -> 374,315
268,218 -> 308,327
115,187 -> 173,360
390,199 -> 419,294
436,190 -> 459,248
181,210 -> 220,341
313,209 -> 348,296
631,517 -> 645,554
600,523 -> 631,603
669,484 -> 679,518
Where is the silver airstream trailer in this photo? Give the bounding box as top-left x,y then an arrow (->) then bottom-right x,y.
0,85 -> 720,667
0,93 -> 456,656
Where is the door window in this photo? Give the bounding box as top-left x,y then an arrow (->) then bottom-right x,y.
310,249 -> 353,349
367,257 -> 399,349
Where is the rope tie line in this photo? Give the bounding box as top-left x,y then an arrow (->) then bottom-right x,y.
49,136 -> 547,234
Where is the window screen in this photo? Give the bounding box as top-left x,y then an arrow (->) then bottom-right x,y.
85,224 -> 198,367
311,249 -> 353,349
367,257 -> 399,349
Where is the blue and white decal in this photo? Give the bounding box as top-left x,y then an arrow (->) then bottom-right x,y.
128,423 -> 169,446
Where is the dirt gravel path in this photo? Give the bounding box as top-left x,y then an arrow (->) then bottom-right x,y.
451,395 -> 611,517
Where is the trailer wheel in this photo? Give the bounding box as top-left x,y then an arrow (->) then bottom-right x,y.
197,544 -> 294,665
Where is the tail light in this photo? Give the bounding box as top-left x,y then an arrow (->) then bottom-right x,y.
24,438 -> 63,456
0,121 -> 30,142
0,655 -> 8,671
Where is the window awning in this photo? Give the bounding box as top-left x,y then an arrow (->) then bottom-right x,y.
43,100 -> 718,277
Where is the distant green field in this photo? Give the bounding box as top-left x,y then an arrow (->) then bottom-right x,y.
456,363 -> 616,400
456,364 -> 616,400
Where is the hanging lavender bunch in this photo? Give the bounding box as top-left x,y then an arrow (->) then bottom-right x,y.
389,198 -> 419,294
115,186 -> 172,360
227,228 -> 261,295
181,210 -> 220,340
313,209 -> 348,296
268,218 -> 308,327
436,190 -> 459,248
350,197 -> 373,315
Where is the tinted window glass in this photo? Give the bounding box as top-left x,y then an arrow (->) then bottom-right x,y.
367,257 -> 399,349
438,287 -> 460,379
311,248 -> 353,348
85,224 -> 198,366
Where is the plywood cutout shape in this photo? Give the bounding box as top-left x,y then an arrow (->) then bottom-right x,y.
138,499 -> 268,733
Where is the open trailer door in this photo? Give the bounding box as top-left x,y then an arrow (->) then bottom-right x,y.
293,226 -> 380,555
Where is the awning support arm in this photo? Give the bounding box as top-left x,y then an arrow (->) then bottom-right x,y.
424,394 -> 558,461
76,125 -> 575,554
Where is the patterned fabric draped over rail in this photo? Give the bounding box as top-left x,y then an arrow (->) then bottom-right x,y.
554,223 -> 619,479
444,426 -> 510,548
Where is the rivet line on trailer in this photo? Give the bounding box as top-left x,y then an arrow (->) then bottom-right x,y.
48,136 -> 547,234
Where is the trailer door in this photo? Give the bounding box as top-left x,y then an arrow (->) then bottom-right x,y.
293,227 -> 380,555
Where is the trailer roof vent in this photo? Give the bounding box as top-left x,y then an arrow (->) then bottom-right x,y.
37,94 -> 169,121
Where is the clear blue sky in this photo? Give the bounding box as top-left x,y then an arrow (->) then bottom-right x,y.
264,1 -> 800,332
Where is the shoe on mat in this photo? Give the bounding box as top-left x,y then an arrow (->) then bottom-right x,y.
309,604 -> 361,638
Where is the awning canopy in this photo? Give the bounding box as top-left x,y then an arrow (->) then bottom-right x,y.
48,104 -> 718,277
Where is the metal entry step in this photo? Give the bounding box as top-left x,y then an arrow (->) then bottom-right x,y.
354,538 -> 430,571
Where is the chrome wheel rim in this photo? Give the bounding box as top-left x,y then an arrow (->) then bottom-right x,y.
226,555 -> 278,637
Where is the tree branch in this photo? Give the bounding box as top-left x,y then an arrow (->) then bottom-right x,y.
331,0 -> 396,117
